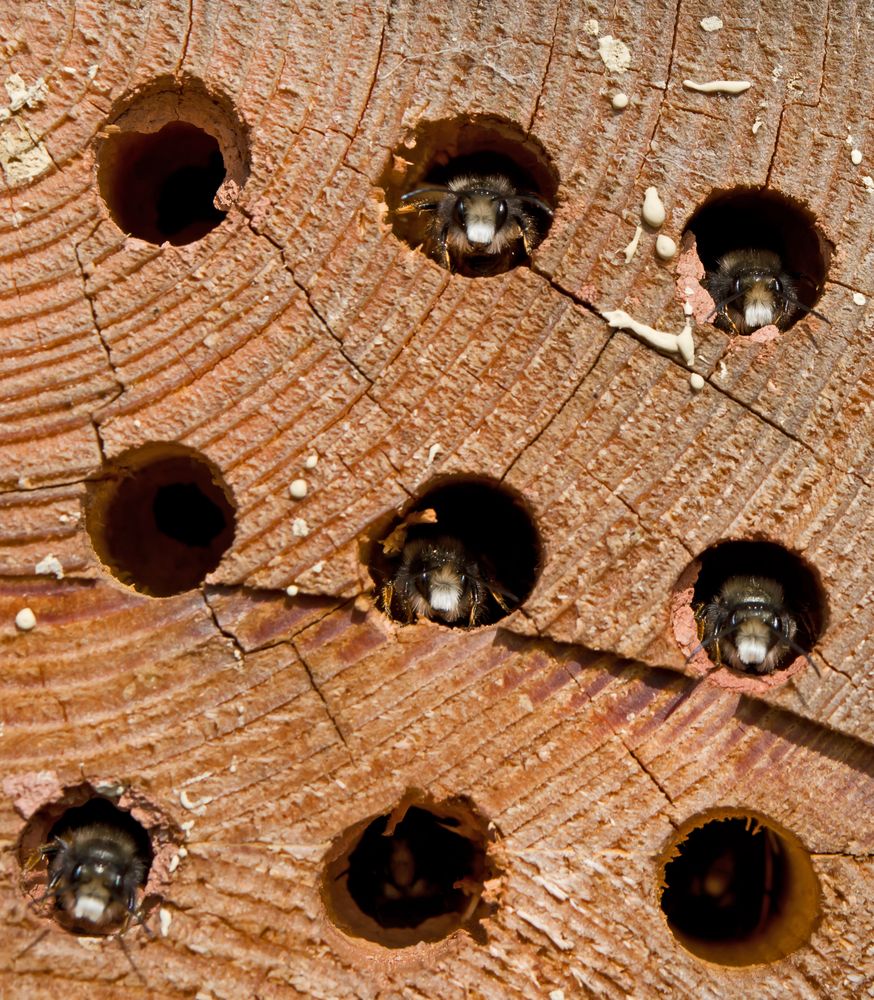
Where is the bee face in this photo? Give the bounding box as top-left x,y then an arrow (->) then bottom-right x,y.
397,173 -> 552,275
40,824 -> 147,933
379,534 -> 514,628
705,249 -> 797,335
695,576 -> 799,674
390,536 -> 483,625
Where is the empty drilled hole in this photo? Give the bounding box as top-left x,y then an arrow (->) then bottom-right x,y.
370,478 -> 540,628
96,77 -> 248,246
658,810 -> 821,966
85,443 -> 236,597
673,540 -> 826,678
322,797 -> 498,948
382,116 -> 558,277
19,795 -> 153,935
683,188 -> 831,336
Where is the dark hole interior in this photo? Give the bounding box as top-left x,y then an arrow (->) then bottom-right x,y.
661,818 -> 788,943
152,482 -> 228,547
345,807 -> 483,930
691,540 -> 825,670
371,479 -> 540,627
683,188 -> 829,331
91,451 -> 236,597
43,798 -> 154,876
99,121 -> 227,245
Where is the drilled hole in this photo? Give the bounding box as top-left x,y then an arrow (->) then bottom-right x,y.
322,796 -> 498,948
658,810 -> 821,966
19,795 -> 154,935
683,188 -> 830,336
85,443 -> 236,597
674,540 -> 826,677
96,76 -> 248,246
370,478 -> 540,627
382,116 -> 558,277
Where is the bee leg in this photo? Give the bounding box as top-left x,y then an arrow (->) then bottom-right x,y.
519,216 -> 541,257
490,588 -> 512,614
380,582 -> 394,616
436,223 -> 452,271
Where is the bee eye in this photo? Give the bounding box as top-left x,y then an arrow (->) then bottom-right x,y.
113,874 -> 123,888
494,200 -> 508,229
733,277 -> 742,295
729,611 -> 739,627
772,277 -> 783,294
771,615 -> 781,631
72,864 -> 83,880
453,199 -> 467,227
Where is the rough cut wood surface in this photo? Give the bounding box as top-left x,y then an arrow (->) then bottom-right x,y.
1,1 -> 873,997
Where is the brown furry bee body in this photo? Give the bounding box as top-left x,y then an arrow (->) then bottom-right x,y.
31,823 -> 147,934
705,249 -> 826,335
379,535 -> 511,627
694,575 -> 806,675
397,174 -> 552,276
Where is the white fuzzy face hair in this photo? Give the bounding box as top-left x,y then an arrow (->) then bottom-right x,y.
39,822 -> 147,933
705,249 -> 799,335
397,173 -> 553,276
695,575 -> 800,674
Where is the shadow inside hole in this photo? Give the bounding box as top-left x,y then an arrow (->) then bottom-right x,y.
86,448 -> 236,597
691,540 -> 825,671
323,797 -> 497,948
662,818 -> 786,942
21,797 -> 153,934
659,812 -> 820,966
347,808 -> 479,930
98,121 -> 227,245
683,188 -> 830,331
370,479 -> 540,627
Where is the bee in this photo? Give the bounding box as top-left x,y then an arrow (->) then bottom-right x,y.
379,534 -> 513,627
29,823 -> 148,934
705,249 -> 828,335
396,174 -> 553,275
694,575 -> 814,675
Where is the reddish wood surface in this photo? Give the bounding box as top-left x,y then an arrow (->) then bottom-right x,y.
0,1 -> 872,997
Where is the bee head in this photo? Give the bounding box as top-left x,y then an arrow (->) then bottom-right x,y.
452,190 -> 508,251
410,538 -> 470,621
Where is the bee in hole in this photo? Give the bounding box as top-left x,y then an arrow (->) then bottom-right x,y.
396,174 -> 553,275
693,575 -> 815,675
28,823 -> 147,934
705,249 -> 828,335
379,534 -> 513,627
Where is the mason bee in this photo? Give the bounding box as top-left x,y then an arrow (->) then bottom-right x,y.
694,575 -> 815,675
29,823 -> 148,933
705,249 -> 828,335
379,534 -> 513,627
396,174 -> 553,276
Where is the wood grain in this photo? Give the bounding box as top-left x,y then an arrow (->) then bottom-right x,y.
0,1 -> 872,996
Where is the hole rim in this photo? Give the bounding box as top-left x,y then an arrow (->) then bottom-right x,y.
84,441 -> 238,598
17,781 -> 182,936
656,807 -> 822,967
321,791 -> 500,950
95,74 -> 249,247
681,185 -> 832,338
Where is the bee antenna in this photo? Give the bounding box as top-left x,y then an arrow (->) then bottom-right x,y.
784,294 -> 830,325
762,621 -> 821,677
704,288 -> 748,323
